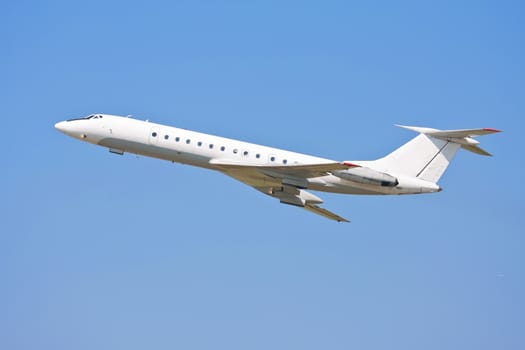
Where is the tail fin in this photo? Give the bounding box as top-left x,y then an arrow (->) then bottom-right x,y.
371,125 -> 501,183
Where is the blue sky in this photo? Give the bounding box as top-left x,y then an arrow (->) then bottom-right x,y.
1,1 -> 523,349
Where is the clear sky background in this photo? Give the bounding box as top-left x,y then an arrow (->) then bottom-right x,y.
1,1 -> 523,349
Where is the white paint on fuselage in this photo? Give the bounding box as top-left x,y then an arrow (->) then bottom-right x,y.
56,114 -> 331,166
55,114 -> 440,196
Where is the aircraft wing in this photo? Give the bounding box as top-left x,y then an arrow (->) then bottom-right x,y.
210,158 -> 351,222
304,204 -> 350,222
209,158 -> 356,178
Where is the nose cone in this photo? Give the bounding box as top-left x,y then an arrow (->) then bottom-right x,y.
54,119 -> 91,141
55,121 -> 67,133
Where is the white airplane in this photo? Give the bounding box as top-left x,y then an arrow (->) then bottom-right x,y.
55,114 -> 500,222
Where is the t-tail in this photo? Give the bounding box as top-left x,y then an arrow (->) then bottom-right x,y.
369,125 -> 502,184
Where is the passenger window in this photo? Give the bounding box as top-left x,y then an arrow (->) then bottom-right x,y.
197,141 -> 202,147
221,146 -> 225,151
270,156 -> 275,162
243,151 -> 249,156
283,159 -> 288,164
209,144 -> 214,149
256,154 -> 261,159
186,139 -> 191,144
233,149 -> 238,154
152,132 -> 157,137
164,135 -> 169,140
175,137 -> 180,142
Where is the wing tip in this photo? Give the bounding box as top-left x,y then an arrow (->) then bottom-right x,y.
342,161 -> 361,168
304,204 -> 350,222
483,128 -> 503,133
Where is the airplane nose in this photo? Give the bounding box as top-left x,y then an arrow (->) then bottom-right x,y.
54,121 -> 67,132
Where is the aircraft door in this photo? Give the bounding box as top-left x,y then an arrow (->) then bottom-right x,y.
149,127 -> 160,145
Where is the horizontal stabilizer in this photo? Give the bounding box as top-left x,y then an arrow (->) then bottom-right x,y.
462,144 -> 492,156
396,125 -> 501,156
396,125 -> 501,137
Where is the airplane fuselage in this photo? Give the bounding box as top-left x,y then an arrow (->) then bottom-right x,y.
55,114 -> 439,197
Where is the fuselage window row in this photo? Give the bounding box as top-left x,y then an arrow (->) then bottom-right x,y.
154,132 -> 293,164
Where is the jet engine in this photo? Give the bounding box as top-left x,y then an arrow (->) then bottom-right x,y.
333,167 -> 398,187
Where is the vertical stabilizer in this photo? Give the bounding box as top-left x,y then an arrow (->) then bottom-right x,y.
370,125 -> 500,183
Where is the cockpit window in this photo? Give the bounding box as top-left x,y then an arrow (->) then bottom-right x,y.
66,114 -> 97,122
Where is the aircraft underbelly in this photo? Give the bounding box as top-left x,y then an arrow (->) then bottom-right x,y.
98,138 -> 212,168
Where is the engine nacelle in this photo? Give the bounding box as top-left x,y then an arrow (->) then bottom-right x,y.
333,167 -> 398,187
